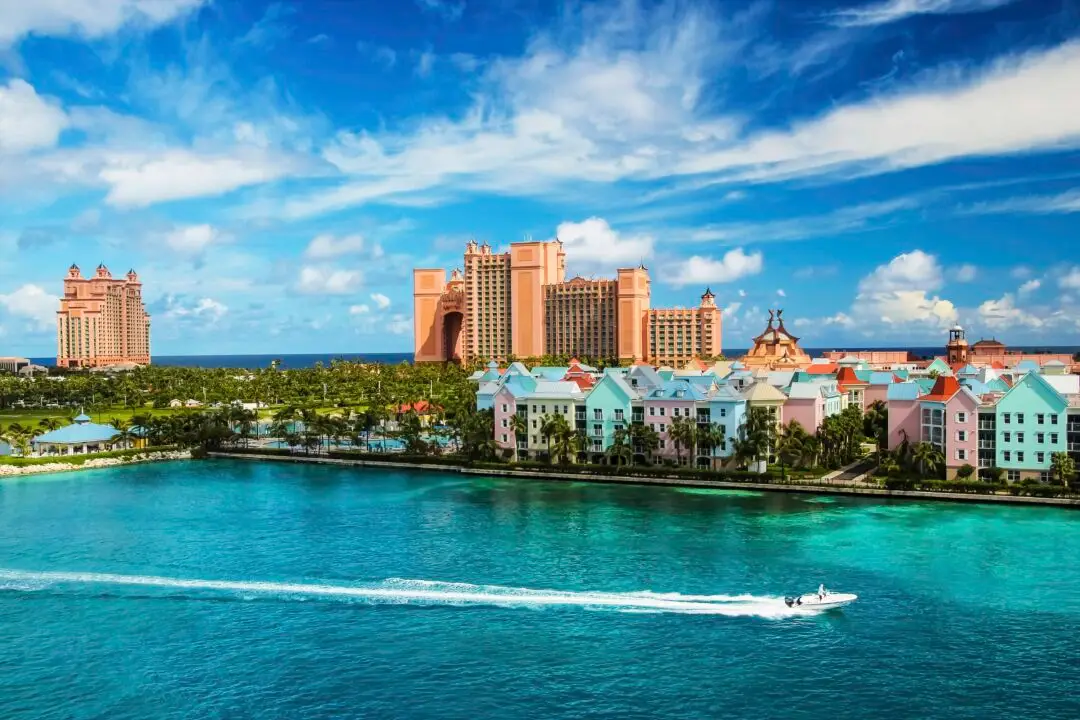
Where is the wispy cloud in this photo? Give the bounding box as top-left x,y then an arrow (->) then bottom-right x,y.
415,0 -> 465,22
0,0 -> 206,47
238,2 -> 294,49
828,0 -> 1017,28
959,188 -> 1080,216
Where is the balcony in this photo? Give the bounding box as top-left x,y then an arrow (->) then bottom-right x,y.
978,441 -> 995,450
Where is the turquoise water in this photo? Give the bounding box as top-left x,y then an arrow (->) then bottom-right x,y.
1,460 -> 1078,719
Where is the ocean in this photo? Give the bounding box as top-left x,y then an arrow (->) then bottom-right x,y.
1,460 -> 1077,719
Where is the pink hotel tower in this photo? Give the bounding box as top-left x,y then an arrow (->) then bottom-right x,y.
414,239 -> 721,365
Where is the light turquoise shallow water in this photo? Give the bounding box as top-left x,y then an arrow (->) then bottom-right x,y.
1,460 -> 1078,719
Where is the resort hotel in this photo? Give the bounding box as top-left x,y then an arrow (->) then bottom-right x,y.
470,313 -> 1080,483
414,239 -> 721,367
57,264 -> 151,369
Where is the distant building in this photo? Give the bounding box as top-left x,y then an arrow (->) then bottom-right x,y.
739,309 -> 812,370
57,264 -> 151,369
0,357 -> 30,373
31,414 -> 120,456
413,239 -> 720,365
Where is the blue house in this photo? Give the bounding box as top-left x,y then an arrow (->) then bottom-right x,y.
993,372 -> 1068,482
31,414 -> 120,456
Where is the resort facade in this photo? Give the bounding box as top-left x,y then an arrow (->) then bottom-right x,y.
57,264 -> 151,368
414,239 -> 721,366
473,315 -> 1080,480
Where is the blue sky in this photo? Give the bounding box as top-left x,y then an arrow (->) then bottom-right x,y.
1,0 -> 1079,356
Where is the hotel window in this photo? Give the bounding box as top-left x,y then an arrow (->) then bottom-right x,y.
956,412 -> 967,423
1003,413 -> 1011,424
1017,432 -> 1025,443
1037,433 -> 1045,444
1007,470 -> 1020,483
532,405 -> 538,414
1004,450 -> 1011,462
1016,413 -> 1025,424
1051,433 -> 1059,444
592,424 -> 603,437
659,440 -> 666,449
1037,414 -> 1045,425
660,424 -> 667,433
1017,451 -> 1024,463
1037,452 -> 1045,464
541,405 -> 547,414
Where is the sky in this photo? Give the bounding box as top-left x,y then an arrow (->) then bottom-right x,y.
1,0 -> 1080,356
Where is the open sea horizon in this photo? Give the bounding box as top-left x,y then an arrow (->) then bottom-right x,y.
26,345 -> 1080,370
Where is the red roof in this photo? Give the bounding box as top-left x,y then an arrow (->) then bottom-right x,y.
398,401 -> 436,414
805,363 -> 838,374
836,366 -> 868,390
922,375 -> 961,402
991,361 -> 1005,370
567,376 -> 595,391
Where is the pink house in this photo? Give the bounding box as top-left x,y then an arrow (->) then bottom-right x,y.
493,385 -> 526,454
919,376 -> 979,479
864,372 -> 902,408
886,382 -> 923,450
784,381 -> 842,434
642,381 -> 708,465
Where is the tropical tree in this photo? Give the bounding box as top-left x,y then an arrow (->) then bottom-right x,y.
509,413 -> 528,462
606,426 -> 633,466
696,422 -> 727,467
776,420 -> 811,479
630,422 -> 659,464
397,410 -> 428,455
863,400 -> 888,455
551,423 -> 581,465
911,442 -> 944,478
1050,452 -> 1076,488
1,422 -> 34,456
38,417 -> 62,433
955,463 -> 975,480
667,416 -> 697,466
734,406 -> 776,471
539,414 -> 566,464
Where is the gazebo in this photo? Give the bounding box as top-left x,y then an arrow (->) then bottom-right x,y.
31,414 -> 120,456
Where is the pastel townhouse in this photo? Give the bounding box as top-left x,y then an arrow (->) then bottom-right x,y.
784,379 -> 843,434
836,366 -> 871,411
741,380 -> 786,429
989,372 -> 1068,482
492,373 -> 537,455
583,372 -> 637,462
642,380 -> 710,466
917,376 -> 980,480
886,382 -> 923,450
493,376 -> 586,460
708,384 -> 747,466
864,371 -> 902,408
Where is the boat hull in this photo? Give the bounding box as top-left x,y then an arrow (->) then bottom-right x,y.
787,592 -> 857,610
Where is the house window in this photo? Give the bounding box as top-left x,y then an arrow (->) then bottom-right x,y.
922,408 -> 932,424
1007,470 -> 1020,483
719,425 -> 726,435
956,412 -> 967,423
1037,414 -> 1045,425
1017,432 -> 1025,443
532,405 -> 537,414
614,409 -> 624,421
720,408 -> 727,417
1039,471 -> 1052,483
501,404 -> 508,413
501,434 -> 507,443
1037,433 -> 1045,444
1004,450 -> 1011,462
501,418 -> 508,428
659,439 -> 666,449
592,424 -> 603,437
660,424 -> 667,433
956,449 -> 967,460
541,405 -> 547,414
659,407 -> 666,416
1037,452 -> 1045,464
532,420 -> 537,429
1051,433 -> 1059,444
1017,451 -> 1025,463
593,409 -> 603,420
1003,413 -> 1011,424
1016,413 -> 1025,424
649,407 -> 656,416
1003,432 -> 1011,442
957,431 -> 967,442
1050,415 -> 1058,425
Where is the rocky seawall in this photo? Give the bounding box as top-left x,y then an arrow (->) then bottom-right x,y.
0,450 -> 192,478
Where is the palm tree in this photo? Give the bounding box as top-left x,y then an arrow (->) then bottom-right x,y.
863,400 -> 888,456
696,423 -> 726,468
630,422 -> 660,465
911,442 -> 944,478
552,423 -> 581,465
736,406 -> 776,472
606,427 -> 633,466
1050,452 -> 1076,488
38,417 -> 62,433
776,420 -> 810,479
1,422 -> 34,456
539,414 -> 565,464
509,413 -> 528,462
668,416 -> 697,467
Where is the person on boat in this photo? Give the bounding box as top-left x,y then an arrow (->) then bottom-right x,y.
818,584 -> 825,600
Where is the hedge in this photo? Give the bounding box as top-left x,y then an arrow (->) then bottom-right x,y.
0,445 -> 180,467
883,478 -> 1078,498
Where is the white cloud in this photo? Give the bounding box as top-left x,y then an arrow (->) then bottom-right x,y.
415,0 -> 465,21
449,53 -> 480,72
1011,265 -> 1032,279
661,248 -> 763,288
722,301 -> 741,318
828,0 -> 1016,28
305,234 -> 366,259
1018,278 -> 1041,294
165,224 -> 224,256
977,293 -> 1044,330
296,266 -> 363,295
556,218 -> 653,275
0,284 -> 57,329
823,312 -> 855,327
349,304 -> 370,315
371,292 -> 391,309
0,0 -> 206,46
738,289 -> 746,297
678,40 -> 1080,185
961,188 -> 1080,216
358,41 -> 397,69
1060,267 -> 1080,290
386,313 -> 412,335
161,296 -> 228,322
415,49 -> 436,78
954,264 -> 978,282
851,251 -> 958,331
776,288 -> 786,297
0,80 -> 68,153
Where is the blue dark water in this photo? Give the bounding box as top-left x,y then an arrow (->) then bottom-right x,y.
1,461 -> 1078,719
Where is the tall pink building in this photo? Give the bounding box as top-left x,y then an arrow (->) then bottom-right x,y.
414,239 -> 721,365
57,264 -> 151,368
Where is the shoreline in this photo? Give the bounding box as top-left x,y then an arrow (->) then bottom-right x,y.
207,452 -> 1080,508
0,450 -> 192,480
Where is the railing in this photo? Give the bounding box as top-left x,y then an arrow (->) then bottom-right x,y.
978,441 -> 995,450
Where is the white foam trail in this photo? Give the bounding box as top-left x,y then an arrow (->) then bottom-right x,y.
0,569 -> 822,618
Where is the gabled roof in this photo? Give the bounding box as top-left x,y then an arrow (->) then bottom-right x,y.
646,380 -> 709,401
1000,371 -> 1069,411
1043,359 -> 1067,367
805,362 -> 838,375
786,382 -> 826,400
768,370 -> 795,387
531,367 -> 570,380
1015,359 -> 1040,372
627,364 -> 664,390
709,384 -> 745,402
921,375 -> 961,402
868,371 -> 900,386
914,378 -> 937,394
854,369 -> 873,382
836,366 -> 869,390
530,380 -> 584,397
887,382 -> 922,401
741,380 -> 787,403
1043,375 -> 1080,396
591,372 -> 637,402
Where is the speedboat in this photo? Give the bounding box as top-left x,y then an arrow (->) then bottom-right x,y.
784,589 -> 857,610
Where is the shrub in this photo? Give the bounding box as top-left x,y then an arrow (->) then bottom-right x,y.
955,464 -> 975,480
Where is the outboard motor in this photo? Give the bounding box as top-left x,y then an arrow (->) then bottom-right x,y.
784,597 -> 794,607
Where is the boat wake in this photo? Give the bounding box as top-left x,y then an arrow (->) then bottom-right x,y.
0,569 -> 826,618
